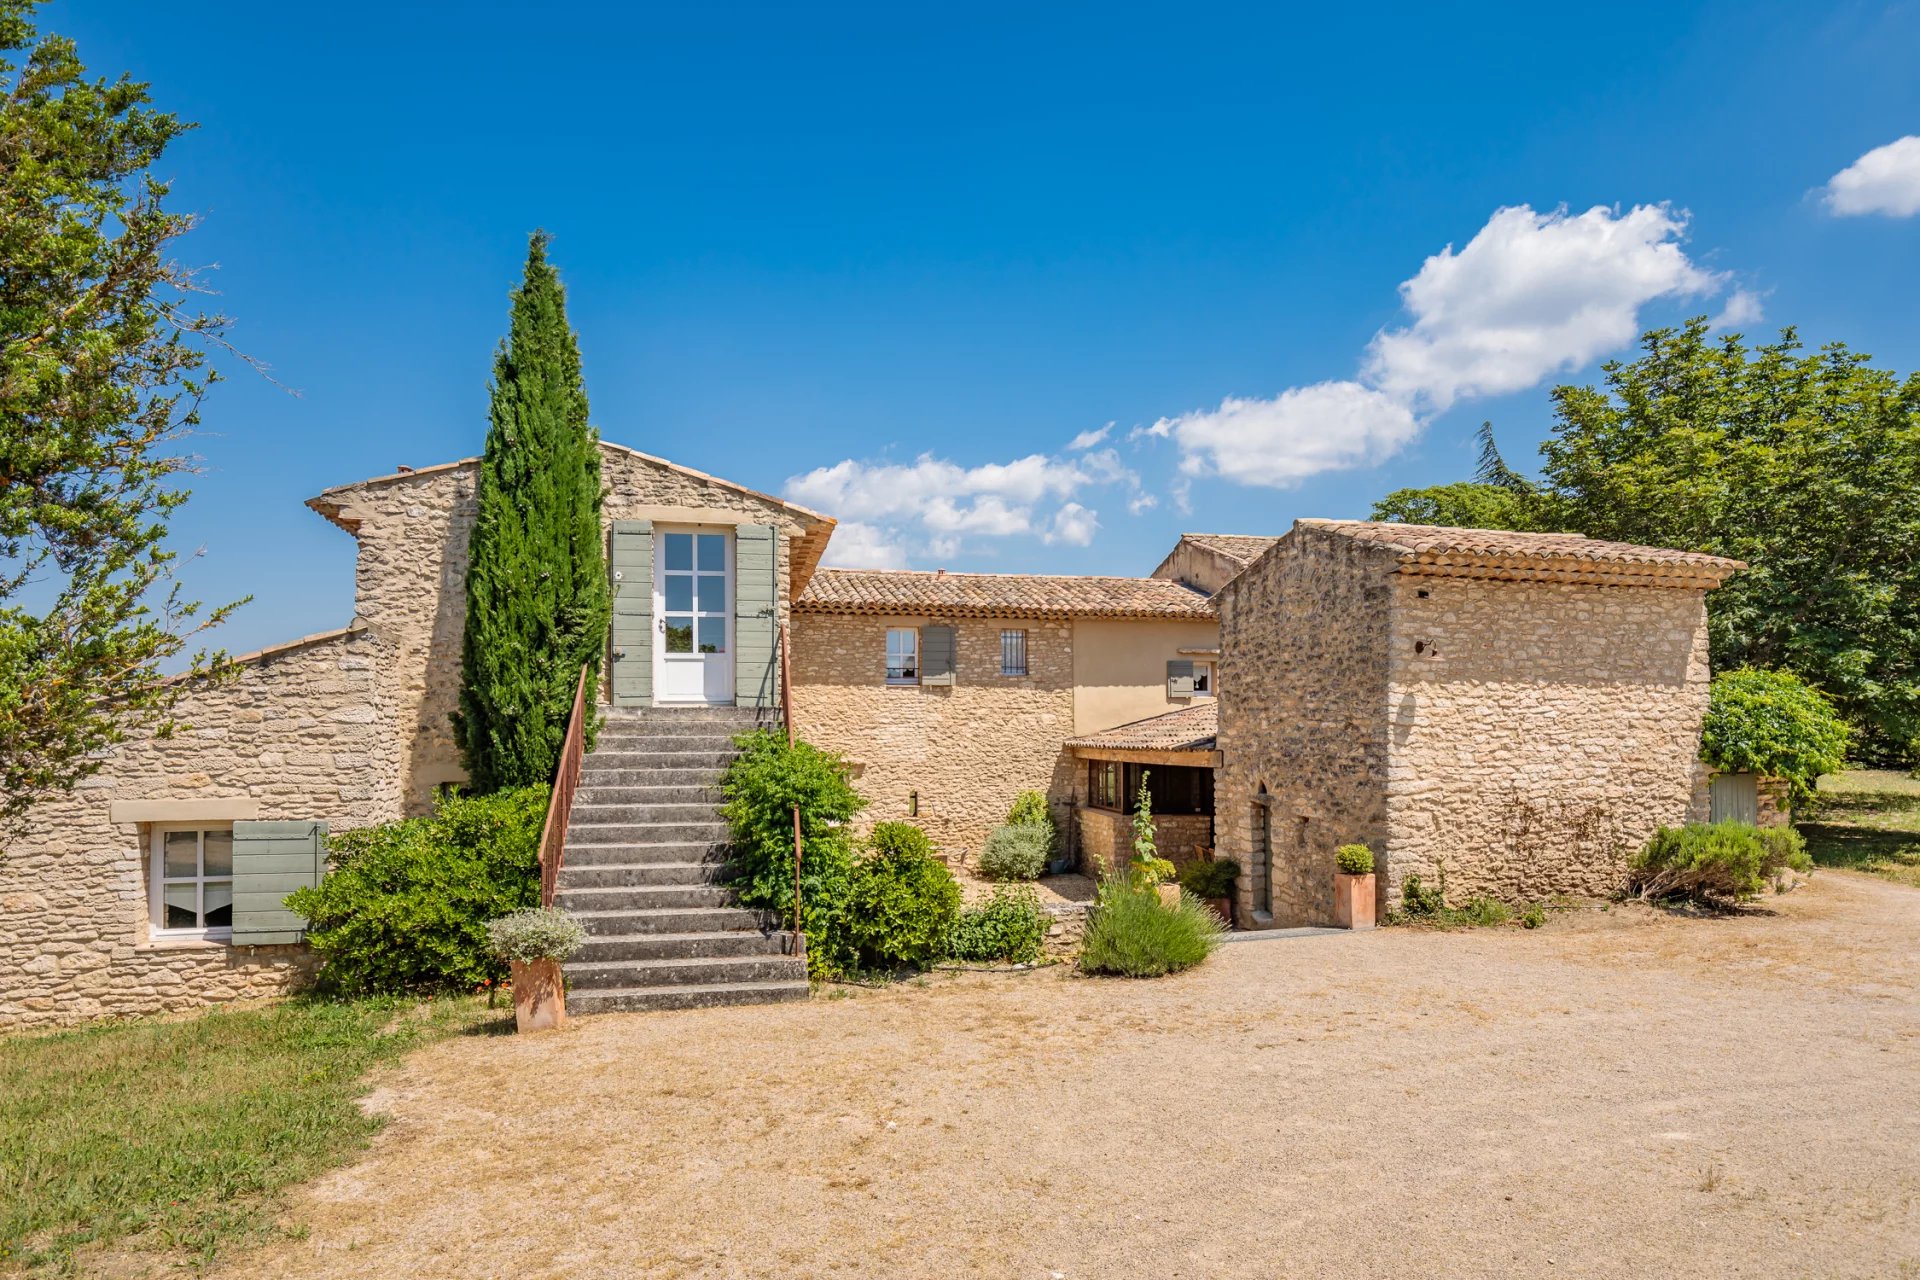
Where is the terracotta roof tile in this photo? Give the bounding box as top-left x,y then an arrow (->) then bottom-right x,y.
1179,534 -> 1282,566
1067,702 -> 1218,752
796,568 -> 1216,620
1298,520 -> 1744,587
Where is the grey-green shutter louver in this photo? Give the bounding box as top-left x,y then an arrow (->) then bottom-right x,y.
610,519 -> 653,707
231,820 -> 328,945
921,625 -> 956,686
735,523 -> 779,709
1167,659 -> 1196,697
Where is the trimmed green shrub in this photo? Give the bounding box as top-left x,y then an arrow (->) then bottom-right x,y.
486,906 -> 586,964
948,885 -> 1051,964
1702,669 -> 1850,802
868,820 -> 937,862
1177,858 -> 1240,899
1630,821 -> 1812,903
1335,843 -> 1375,875
979,822 -> 1051,881
286,785 -> 548,995
1079,881 -> 1225,978
721,729 -> 866,917
823,832 -> 962,975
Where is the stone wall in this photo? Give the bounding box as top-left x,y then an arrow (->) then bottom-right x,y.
319,445 -> 815,815
1075,806 -> 1212,878
790,614 -> 1077,856
1213,530 -> 1396,927
0,628 -> 396,1029
1383,575 -> 1712,903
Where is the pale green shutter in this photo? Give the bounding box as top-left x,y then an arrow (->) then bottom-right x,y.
231,820 -> 328,945
735,523 -> 778,709
1167,659 -> 1196,697
922,625 -> 956,686
611,519 -> 653,707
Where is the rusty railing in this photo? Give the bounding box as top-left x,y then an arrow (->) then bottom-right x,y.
780,622 -> 803,940
538,663 -> 592,908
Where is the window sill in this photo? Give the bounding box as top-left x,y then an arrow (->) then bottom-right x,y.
138,932 -> 233,953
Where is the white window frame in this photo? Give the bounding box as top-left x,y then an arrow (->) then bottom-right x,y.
886,627 -> 920,685
1192,663 -> 1215,697
999,628 -> 1028,677
149,823 -> 235,942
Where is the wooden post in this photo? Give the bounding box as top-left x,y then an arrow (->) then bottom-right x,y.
781,622 -> 802,941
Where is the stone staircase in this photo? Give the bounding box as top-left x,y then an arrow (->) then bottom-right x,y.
556,706 -> 809,1015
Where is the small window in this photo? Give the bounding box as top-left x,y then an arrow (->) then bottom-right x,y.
1192,664 -> 1213,697
999,629 -> 1028,677
1089,761 -> 1124,811
886,628 -> 919,684
151,825 -> 234,940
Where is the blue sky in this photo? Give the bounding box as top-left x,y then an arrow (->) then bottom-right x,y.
48,0 -> 1920,656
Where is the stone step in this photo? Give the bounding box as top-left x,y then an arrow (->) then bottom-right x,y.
568,801 -> 722,826
557,884 -> 734,912
575,784 -> 722,805
580,751 -> 736,771
560,861 -> 724,890
570,906 -> 766,936
560,840 -> 728,867
601,707 -> 770,724
565,980 -> 810,1017
571,930 -> 800,963
567,821 -> 728,846
578,767 -> 724,787
592,731 -> 743,750
564,954 -> 806,991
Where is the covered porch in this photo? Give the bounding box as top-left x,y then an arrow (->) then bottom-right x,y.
1065,702 -> 1219,879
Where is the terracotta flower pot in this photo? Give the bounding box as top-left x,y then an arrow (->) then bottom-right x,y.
1209,895 -> 1234,928
510,957 -> 567,1032
1333,872 -> 1376,931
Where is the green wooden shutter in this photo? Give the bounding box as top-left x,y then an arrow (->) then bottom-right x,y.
735,523 -> 778,709
922,625 -> 956,686
610,519 -> 653,707
1167,659 -> 1196,697
231,820 -> 328,945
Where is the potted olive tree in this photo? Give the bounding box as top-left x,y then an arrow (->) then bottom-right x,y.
488,906 -> 587,1032
1177,857 -> 1241,926
1333,843 -> 1377,931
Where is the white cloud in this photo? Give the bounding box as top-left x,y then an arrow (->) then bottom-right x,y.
1364,204 -> 1720,411
1153,382 -> 1421,489
1067,423 -> 1113,450
1711,286 -> 1764,330
822,521 -> 909,569
1822,136 -> 1920,217
1149,202 -> 1733,488
1044,502 -> 1099,546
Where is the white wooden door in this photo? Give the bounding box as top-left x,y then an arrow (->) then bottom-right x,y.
652,527 -> 734,704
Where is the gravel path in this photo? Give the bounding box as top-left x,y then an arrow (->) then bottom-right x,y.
222,873 -> 1920,1279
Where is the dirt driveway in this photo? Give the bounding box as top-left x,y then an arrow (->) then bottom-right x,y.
223,873 -> 1920,1280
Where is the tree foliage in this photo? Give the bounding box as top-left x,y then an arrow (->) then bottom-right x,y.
719,728 -> 866,917
1370,480 -> 1535,530
1378,320 -> 1920,764
0,2 -> 242,825
1701,668 -> 1850,800
452,234 -> 611,792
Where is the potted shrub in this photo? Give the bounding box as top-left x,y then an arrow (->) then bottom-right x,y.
1333,843 -> 1377,931
1177,857 -> 1241,926
488,906 -> 587,1032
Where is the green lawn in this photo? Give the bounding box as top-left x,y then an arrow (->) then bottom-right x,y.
1797,769 -> 1920,889
0,995 -> 505,1276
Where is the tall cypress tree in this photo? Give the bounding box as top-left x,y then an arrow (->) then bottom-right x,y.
454,233 -> 610,792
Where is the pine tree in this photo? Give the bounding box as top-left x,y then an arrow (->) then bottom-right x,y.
454,233 -> 610,792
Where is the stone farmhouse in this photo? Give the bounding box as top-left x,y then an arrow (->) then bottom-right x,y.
0,439 -> 1742,1027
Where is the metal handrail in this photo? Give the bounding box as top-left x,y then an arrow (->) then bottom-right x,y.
538,664 -> 591,908
780,622 -> 803,941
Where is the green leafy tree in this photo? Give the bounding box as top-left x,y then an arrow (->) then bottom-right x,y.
1388,321 -> 1920,764
1371,481 -> 1535,531
0,3 -> 243,826
453,234 -> 611,791
1701,669 -> 1850,801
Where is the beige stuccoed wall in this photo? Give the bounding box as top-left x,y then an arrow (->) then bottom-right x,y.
1382,575 -> 1714,903
1070,618 -> 1221,734
789,614 -> 1077,857
0,629 -> 398,1029
324,446 -> 812,815
1213,531 -> 1395,927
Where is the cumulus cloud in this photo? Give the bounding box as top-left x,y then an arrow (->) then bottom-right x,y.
1822,136 -> 1920,217
1067,423 -> 1113,450
1151,203 -> 1733,489
789,449 -> 1139,566
1711,286 -> 1765,330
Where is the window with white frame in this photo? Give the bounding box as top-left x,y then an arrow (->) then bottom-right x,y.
999,629 -> 1028,677
885,627 -> 919,684
1192,663 -> 1214,696
151,825 -> 234,939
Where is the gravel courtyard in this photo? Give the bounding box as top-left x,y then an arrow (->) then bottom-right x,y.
223,873 -> 1920,1280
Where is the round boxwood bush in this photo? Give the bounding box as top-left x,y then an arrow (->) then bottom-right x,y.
1079,882 -> 1225,978
1335,843 -> 1375,876
979,822 -> 1051,881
